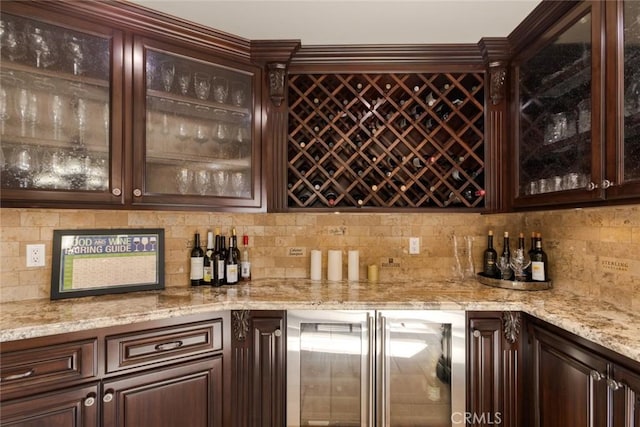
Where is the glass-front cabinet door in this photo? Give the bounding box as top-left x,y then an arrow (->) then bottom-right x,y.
605,0 -> 640,199
0,5 -> 124,205
514,2 -> 604,208
132,37 -> 262,209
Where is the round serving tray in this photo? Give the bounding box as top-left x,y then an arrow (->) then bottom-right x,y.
476,273 -> 552,291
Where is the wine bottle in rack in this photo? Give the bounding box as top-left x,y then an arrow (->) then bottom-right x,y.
190,232 -> 204,286
324,190 -> 337,207
297,190 -> 311,204
482,230 -> 498,278
531,233 -> 549,282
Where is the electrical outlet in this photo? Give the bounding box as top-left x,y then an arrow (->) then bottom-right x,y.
409,237 -> 420,254
26,244 -> 45,267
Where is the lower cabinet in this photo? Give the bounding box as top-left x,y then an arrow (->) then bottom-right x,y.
466,311 -> 525,427
0,383 -> 100,427
527,316 -> 640,427
102,357 -> 223,427
0,311 -> 230,427
231,310 -> 286,427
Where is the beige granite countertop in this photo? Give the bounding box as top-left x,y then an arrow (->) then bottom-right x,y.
1,279 -> 638,362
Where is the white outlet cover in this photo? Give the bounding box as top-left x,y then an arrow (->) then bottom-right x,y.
409,237 -> 420,255
26,244 -> 45,267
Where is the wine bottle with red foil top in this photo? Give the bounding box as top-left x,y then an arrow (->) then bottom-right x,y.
240,235 -> 251,281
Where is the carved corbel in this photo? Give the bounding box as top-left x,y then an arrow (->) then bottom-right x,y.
267,63 -> 287,107
232,310 -> 250,341
502,311 -> 521,344
489,61 -> 507,105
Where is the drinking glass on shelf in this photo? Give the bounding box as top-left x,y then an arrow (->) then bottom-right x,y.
176,64 -> 191,96
1,19 -> 26,62
212,76 -> 229,103
175,167 -> 193,194
160,61 -> 175,93
213,121 -> 228,142
11,146 -> 34,188
73,97 -> 88,143
194,72 -> 211,100
15,88 -> 31,137
0,87 -> 9,135
195,169 -> 211,195
231,81 -> 246,106
27,25 -> 57,68
64,32 -> 85,75
211,170 -> 229,196
230,171 -> 247,197
50,94 -> 65,140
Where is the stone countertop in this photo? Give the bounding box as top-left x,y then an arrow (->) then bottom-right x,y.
1,279 -> 638,362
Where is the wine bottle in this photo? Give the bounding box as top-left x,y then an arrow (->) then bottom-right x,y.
212,229 -> 222,287
482,231 -> 498,278
325,190 -> 337,206
231,228 -> 241,264
203,231 -> 214,285
531,233 -> 549,282
240,235 -> 251,282
500,231 -> 512,279
190,232 -> 204,286
225,234 -> 239,285
526,231 -> 536,280
217,233 -> 227,285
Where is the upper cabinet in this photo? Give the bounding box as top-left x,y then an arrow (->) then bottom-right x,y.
511,0 -> 640,209
0,1 -> 266,211
0,4 -> 125,206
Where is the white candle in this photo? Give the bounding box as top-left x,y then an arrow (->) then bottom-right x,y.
348,250 -> 359,281
327,250 -> 343,281
310,250 -> 322,281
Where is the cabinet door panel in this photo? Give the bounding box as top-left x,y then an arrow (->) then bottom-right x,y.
252,314 -> 285,427
131,36 -> 263,210
0,3 -> 125,207
612,364 -> 640,427
0,383 -> 99,427
102,357 -> 223,427
530,325 -> 608,427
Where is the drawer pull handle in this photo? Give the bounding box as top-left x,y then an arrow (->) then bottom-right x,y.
154,340 -> 184,352
1,369 -> 35,382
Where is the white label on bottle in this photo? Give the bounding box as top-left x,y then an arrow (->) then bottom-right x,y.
241,261 -> 251,279
190,257 -> 204,280
217,260 -> 225,279
531,261 -> 545,281
226,263 -> 238,283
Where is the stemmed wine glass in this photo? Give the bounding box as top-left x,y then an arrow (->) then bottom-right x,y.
510,249 -> 531,282
50,94 -> 65,140
1,19 -> 26,62
15,88 -> 31,137
27,25 -> 57,68
0,87 -> 9,135
496,256 -> 513,280
64,32 -> 84,75
160,61 -> 175,93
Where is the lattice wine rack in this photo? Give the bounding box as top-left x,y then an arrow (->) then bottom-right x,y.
287,72 -> 485,209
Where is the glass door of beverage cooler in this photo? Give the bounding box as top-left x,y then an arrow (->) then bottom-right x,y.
377,310 -> 466,427
287,310 -> 374,427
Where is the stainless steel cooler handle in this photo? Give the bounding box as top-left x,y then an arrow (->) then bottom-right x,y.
368,314 -> 375,427
379,313 -> 389,426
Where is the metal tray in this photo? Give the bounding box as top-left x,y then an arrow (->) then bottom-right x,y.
476,273 -> 552,291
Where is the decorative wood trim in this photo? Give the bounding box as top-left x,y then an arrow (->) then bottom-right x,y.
232,310 -> 250,342
266,63 -> 288,107
290,44 -> 484,67
502,311 -> 521,344
489,62 -> 507,106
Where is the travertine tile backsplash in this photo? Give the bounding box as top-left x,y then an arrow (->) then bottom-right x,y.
1,205 -> 638,310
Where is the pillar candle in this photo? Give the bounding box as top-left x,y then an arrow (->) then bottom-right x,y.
348,250 -> 359,281
368,264 -> 379,282
327,250 -> 343,281
310,250 -> 322,281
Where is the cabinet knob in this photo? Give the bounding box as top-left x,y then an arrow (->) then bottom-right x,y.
133,188 -> 142,197
84,395 -> 96,407
590,370 -> 605,381
472,330 -> 481,338
586,182 -> 598,191
112,188 -> 122,196
103,391 -> 114,403
600,180 -> 614,189
607,378 -> 624,391
274,329 -> 282,337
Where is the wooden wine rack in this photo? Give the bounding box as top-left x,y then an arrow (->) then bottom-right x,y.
287,72 -> 486,210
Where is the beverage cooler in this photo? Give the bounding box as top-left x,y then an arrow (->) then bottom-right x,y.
287,310 -> 466,426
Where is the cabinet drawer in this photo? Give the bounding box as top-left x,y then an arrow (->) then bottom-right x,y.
106,319 -> 222,374
0,339 -> 98,401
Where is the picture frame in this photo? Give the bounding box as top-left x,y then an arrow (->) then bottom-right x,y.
51,228 -> 165,300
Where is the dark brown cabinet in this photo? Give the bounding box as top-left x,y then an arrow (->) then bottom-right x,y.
527,316 -> 640,427
0,312 -> 230,427
231,310 -> 286,427
0,1 -> 266,211
467,311 -> 524,427
510,0 -> 640,209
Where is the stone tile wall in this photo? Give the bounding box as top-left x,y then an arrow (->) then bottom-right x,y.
1,205 -> 638,310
